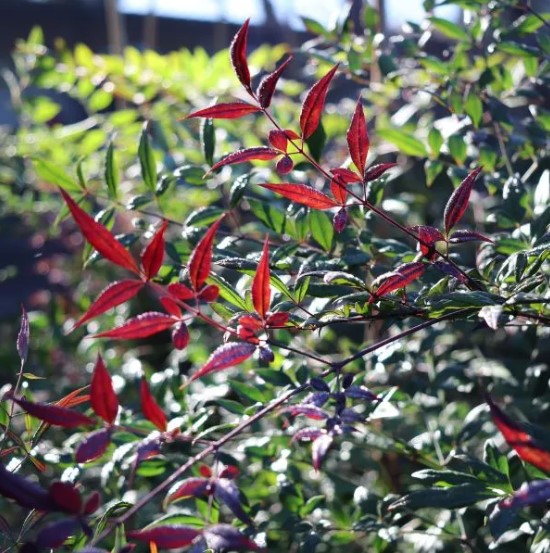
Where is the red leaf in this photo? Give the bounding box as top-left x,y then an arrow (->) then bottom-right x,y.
160,296 -> 182,318
187,102 -> 261,120
410,225 -> 445,260
83,491 -> 101,515
268,130 -> 289,152
369,262 -> 426,303
449,230 -> 494,244
9,394 -> 94,428
312,433 -> 333,471
333,207 -> 349,233
73,279 -> 144,330
171,321 -> 190,350
48,481 -> 82,513
292,427 -> 324,442
260,183 -> 338,210
209,147 -> 280,173
444,167 -> 482,234
299,64 -> 339,140
126,525 -> 201,549
347,99 -> 369,176
219,465 -> 239,479
141,220 -> 168,280
487,395 -> 550,473
204,525 -> 261,552
140,378 -> 167,432
198,284 -> 220,302
257,55 -> 293,108
330,168 -> 361,204
276,155 -> 294,175
199,464 -> 213,478
331,167 -> 362,183
252,236 -> 271,318
167,282 -> 195,301
93,312 -> 175,340
59,189 -> 139,274
238,314 -> 263,331
230,19 -> 252,93
284,405 -> 328,420
265,311 -> 289,327
76,428 -> 111,463
190,342 -> 256,382
91,354 -> 118,424
364,162 -> 397,182
188,216 -> 224,290
164,477 -> 210,506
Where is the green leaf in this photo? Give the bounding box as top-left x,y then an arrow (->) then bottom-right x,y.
377,128 -> 428,157
33,158 -> 82,193
207,274 -> 248,310
412,469 -> 481,487
305,121 -> 327,163
448,134 -> 467,164
105,141 -> 119,200
201,118 -> 215,166
248,198 -> 286,234
429,17 -> 470,42
309,210 -> 334,251
138,124 -> 157,192
230,381 -> 267,403
427,128 -> 443,157
465,93 -> 483,128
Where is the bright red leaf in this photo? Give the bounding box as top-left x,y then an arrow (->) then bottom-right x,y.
230,19 -> 252,93
209,147 -> 280,173
141,220 -> 168,280
140,378 -> 168,432
126,525 -> 201,548
186,102 -> 261,120
167,282 -> 195,301
90,354 -> 118,424
276,155 -> 294,175
299,64 -> 339,140
93,312 -> 175,340
410,225 -> 445,260
364,162 -> 397,182
164,477 -> 210,506
59,189 -> 139,274
188,216 -> 224,290
252,236 -> 271,318
444,166 -> 483,234
198,284 -> 220,302
171,321 -> 190,350
75,428 -> 111,463
190,342 -> 256,382
369,262 -> 426,303
73,279 -> 144,330
257,55 -> 293,108
346,99 -> 369,176
260,183 -> 338,210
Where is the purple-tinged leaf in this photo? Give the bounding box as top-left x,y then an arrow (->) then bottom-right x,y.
0,462 -> 56,511
91,354 -> 118,424
333,208 -> 349,233
49,481 -> 82,514
345,386 -> 378,401
252,236 -> 271,319
73,279 -> 144,330
171,321 -> 190,350
93,312 -> 175,340
214,478 -> 253,526
299,64 -> 339,139
75,428 -> 112,463
364,162 -> 397,182
292,427 -> 324,442
257,56 -> 293,108
9,394 -> 94,428
230,19 -> 252,93
303,392 -> 330,407
283,405 -> 328,420
432,261 -> 469,283
449,230 -> 494,244
444,167 -> 483,234
60,189 -> 139,274
135,436 -> 162,465
188,215 -> 224,290
83,491 -> 100,515
140,378 -> 167,432
164,478 -> 210,507
312,433 -> 333,471
187,102 -> 261,120
259,183 -> 338,210
17,305 -> 29,365
369,262 -> 426,303
36,519 -> 80,549
190,342 -> 256,382
141,220 -> 168,280
276,155 -> 294,175
204,524 -> 261,551
346,99 -> 369,176
310,377 -> 330,393
209,147 -> 280,173
340,408 -> 365,423
501,480 -> 550,509
126,525 -> 202,549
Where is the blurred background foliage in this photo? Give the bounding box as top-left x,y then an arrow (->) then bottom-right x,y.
0,0 -> 549,551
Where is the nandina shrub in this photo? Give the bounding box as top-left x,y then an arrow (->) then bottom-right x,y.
1,4 -> 549,552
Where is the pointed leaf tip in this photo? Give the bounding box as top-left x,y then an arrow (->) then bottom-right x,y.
17,305 -> 29,365
91,354 -> 118,424
187,102 -> 261,120
260,183 -> 337,210
190,342 -> 256,381
93,312 -> 175,340
257,55 -> 293,108
141,220 -> 168,280
230,19 -> 252,92
140,378 -> 167,432
347,98 -> 369,176
252,236 -> 271,318
188,215 -> 225,290
444,167 -> 483,234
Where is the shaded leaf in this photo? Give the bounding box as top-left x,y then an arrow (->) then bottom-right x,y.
190,342 -> 256,382
126,526 -> 201,549
203,524 -> 260,551
17,305 -> 29,365
75,428 -> 111,463
138,124 -> 157,193
140,378 -> 167,432
164,478 -> 210,507
449,229 -> 493,244
188,216 -> 224,290
260,183 -> 338,210
209,147 -> 280,173
502,480 -> 550,509
187,102 -> 261,120
93,312 -> 175,340
49,481 -> 82,514
364,162 -> 397,182
370,262 -> 426,303
36,519 -> 80,549
252,236 -> 271,318
284,405 -> 328,420
389,483 -> 491,510
257,56 -> 293,108
230,19 -> 252,92
171,321 -> 190,350
312,433 -> 333,471
141,220 -> 168,280
346,99 -> 369,176
91,354 -> 118,424
214,478 -> 253,525
105,141 -> 119,199
0,463 -> 56,511
444,167 -> 482,234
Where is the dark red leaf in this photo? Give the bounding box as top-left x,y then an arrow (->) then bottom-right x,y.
230,19 -> 252,93
49,481 -> 82,514
283,405 -> 328,420
219,465 -> 240,479
444,167 -> 483,234
209,147 -> 280,173
199,464 -> 213,478
9,394 -> 94,428
93,312 -> 175,340
502,480 -> 550,509
312,433 -> 333,471
410,225 -> 445,260
141,220 -> 168,280
487,395 -> 550,473
190,342 -> 256,382
257,55 -> 293,108
73,279 -> 144,330
238,314 -> 263,330
299,64 -> 339,139
172,321 -> 190,350
345,386 -> 378,401
75,428 -> 111,463
260,183 -> 338,210
364,162 -> 397,182
0,463 -> 55,511
59,189 -> 139,274
265,311 -> 290,327
91,354 -> 118,424
369,262 -> 426,303
333,208 -> 349,233
347,99 -> 369,176
292,427 -> 324,442
159,296 -> 182,318
331,167 -> 362,183
36,519 -> 80,549
17,305 -> 29,365
83,491 -> 101,515
188,216 -> 224,290
167,282 -> 195,301
214,478 -> 253,525
204,524 -> 261,551
186,102 -> 261,120
198,284 -> 219,302
268,130 -> 289,152
449,230 -> 494,244
140,378 -> 167,432
164,477 -> 210,506
252,236 -> 271,318
126,525 -> 201,549
433,261 -> 469,283
276,155 -> 294,175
